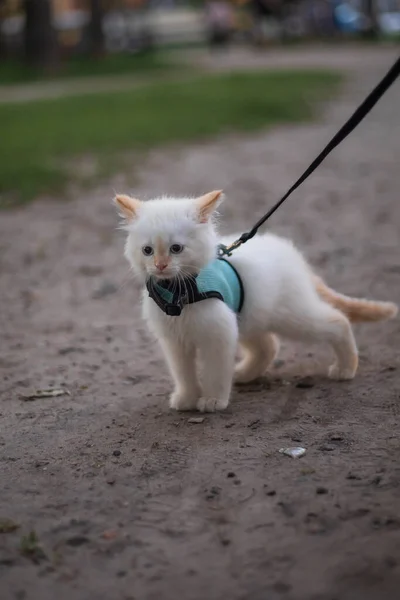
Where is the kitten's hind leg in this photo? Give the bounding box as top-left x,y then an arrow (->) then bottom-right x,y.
235,333 -> 279,383
325,310 -> 359,380
282,300 -> 358,380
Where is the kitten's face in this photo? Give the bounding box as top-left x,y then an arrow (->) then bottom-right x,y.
115,191 -> 223,281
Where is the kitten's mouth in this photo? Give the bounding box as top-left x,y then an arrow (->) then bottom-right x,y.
151,271 -> 175,281
150,269 -> 198,282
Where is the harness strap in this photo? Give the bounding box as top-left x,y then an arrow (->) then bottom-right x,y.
147,274 -> 224,316
147,258 -> 243,316
219,55 -> 400,257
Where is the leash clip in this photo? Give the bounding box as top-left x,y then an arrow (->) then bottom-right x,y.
217,240 -> 242,258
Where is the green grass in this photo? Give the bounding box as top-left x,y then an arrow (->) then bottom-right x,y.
0,52 -> 178,85
0,70 -> 341,206
19,530 -> 46,563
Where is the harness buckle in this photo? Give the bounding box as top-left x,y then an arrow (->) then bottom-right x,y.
165,304 -> 182,316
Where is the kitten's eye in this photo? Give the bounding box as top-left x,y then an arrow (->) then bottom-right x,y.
142,245 -> 154,256
170,244 -> 184,255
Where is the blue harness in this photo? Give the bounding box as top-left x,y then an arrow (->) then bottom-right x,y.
147,258 -> 244,316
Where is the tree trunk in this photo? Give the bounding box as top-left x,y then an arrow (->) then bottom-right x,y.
0,0 -> 6,59
363,0 -> 379,37
0,27 -> 5,60
23,0 -> 56,68
88,0 -> 105,58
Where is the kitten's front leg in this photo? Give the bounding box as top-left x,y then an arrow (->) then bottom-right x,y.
159,337 -> 200,411
195,302 -> 238,413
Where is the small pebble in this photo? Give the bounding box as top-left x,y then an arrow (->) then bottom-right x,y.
295,376 -> 315,389
227,472 -> 236,478
206,486 -> 220,500
316,486 -> 328,495
112,450 -> 121,457
188,417 -> 205,424
66,535 -> 89,547
319,444 -> 335,452
106,478 -> 116,485
266,490 -> 276,496
330,434 -> 344,441
220,538 -> 231,546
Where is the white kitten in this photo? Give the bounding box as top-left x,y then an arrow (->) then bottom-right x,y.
115,191 -> 397,413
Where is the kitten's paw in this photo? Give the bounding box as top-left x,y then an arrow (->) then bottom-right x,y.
197,396 -> 229,413
169,390 -> 199,411
328,363 -> 357,381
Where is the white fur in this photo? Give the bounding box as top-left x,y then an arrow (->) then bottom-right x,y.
120,194 -> 358,412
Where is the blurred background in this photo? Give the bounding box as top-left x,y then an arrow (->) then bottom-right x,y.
0,0 -> 399,207
0,0 -> 399,70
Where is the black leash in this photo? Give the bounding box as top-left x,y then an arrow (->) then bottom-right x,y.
218,55 -> 400,257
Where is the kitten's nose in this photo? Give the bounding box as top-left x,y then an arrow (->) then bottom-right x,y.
155,260 -> 168,272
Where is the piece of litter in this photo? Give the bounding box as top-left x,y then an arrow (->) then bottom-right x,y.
188,417 -> 205,424
20,388 -> 70,401
279,447 -> 306,458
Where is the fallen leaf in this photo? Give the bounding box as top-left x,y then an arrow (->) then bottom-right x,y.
301,467 -> 316,475
20,388 -> 70,401
102,530 -> 118,540
0,518 -> 19,533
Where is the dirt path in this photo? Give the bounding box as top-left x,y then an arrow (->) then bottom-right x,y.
0,45 -> 397,103
1,48 -> 400,600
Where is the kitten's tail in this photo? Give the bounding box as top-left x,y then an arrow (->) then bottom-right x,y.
313,275 -> 398,323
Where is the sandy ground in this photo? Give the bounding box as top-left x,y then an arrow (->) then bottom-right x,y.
1,47 -> 400,600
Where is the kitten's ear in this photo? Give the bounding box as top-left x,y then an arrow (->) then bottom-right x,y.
195,190 -> 224,223
114,194 -> 141,221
